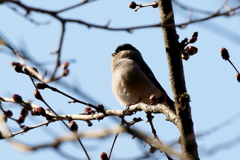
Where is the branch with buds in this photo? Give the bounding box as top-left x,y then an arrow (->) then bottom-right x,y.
220,47 -> 240,82
128,1 -> 158,12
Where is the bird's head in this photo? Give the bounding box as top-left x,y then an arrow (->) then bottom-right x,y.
112,44 -> 138,57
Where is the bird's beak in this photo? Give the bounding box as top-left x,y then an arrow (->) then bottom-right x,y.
112,52 -> 117,57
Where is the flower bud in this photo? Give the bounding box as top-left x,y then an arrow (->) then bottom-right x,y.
62,69 -> 69,76
12,94 -> 23,103
36,83 -> 48,90
18,115 -> 25,124
87,121 -> 93,127
20,108 -> 29,118
185,46 -> 198,55
192,32 -> 198,38
150,94 -> 157,104
236,73 -> 240,82
11,62 -> 23,73
220,47 -> 229,60
69,120 -> 78,132
61,62 -> 69,69
189,37 -> 197,43
84,107 -> 95,115
31,108 -> 38,116
4,110 -> 13,118
33,90 -> 43,101
129,1 -> 137,9
100,152 -> 109,160
152,1 -> 158,8
96,104 -> 104,113
149,146 -> 157,153
38,107 -> 46,116
181,51 -> 190,61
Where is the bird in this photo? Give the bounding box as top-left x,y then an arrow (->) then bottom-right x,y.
111,43 -> 175,111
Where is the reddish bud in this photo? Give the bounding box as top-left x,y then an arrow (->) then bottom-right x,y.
150,94 -> 157,104
220,47 -> 230,60
100,152 -> 109,160
11,62 -> 18,66
62,69 -> 69,76
69,120 -> 78,132
149,146 -> 157,153
236,73 -> 240,82
192,32 -> 198,38
13,65 -> 23,73
61,62 -> 69,69
36,83 -> 48,90
33,90 -> 43,101
189,37 -> 197,43
18,115 -> 25,124
185,46 -> 198,55
152,1 -> 158,8
4,110 -> 13,118
20,108 -> 29,118
11,62 -> 23,73
87,121 -> 93,127
23,126 -> 30,132
31,108 -> 39,116
182,51 -> 190,61
129,1 -> 137,9
31,107 -> 46,116
84,107 -> 95,115
38,107 -> 46,116
12,94 -> 23,103
96,104 -> 104,113
84,107 -> 91,113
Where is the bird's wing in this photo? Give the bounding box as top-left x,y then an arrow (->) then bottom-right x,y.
129,51 -> 166,93
129,51 -> 175,110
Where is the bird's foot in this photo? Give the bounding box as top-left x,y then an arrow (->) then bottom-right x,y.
123,99 -> 141,115
123,105 -> 132,115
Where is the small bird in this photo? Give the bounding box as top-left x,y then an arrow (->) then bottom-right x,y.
111,43 -> 174,110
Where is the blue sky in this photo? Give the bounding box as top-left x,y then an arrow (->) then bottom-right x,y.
0,0 -> 240,159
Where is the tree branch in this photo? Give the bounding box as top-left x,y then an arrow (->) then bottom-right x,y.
157,0 -> 199,159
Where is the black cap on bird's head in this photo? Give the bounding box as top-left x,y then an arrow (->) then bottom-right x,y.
112,44 -> 138,57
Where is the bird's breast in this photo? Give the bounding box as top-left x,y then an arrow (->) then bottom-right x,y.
111,59 -> 162,107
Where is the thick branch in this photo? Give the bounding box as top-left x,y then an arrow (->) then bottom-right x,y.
157,0 -> 199,159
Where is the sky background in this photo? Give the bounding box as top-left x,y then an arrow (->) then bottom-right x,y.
0,0 -> 240,160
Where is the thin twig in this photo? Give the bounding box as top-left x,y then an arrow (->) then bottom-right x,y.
50,22 -> 66,80
56,0 -> 96,13
3,0 -> 240,31
108,118 -> 124,159
29,76 -> 91,160
146,113 -> 173,160
228,59 -> 239,73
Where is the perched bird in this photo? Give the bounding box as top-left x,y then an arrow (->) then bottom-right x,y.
111,43 -> 174,110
